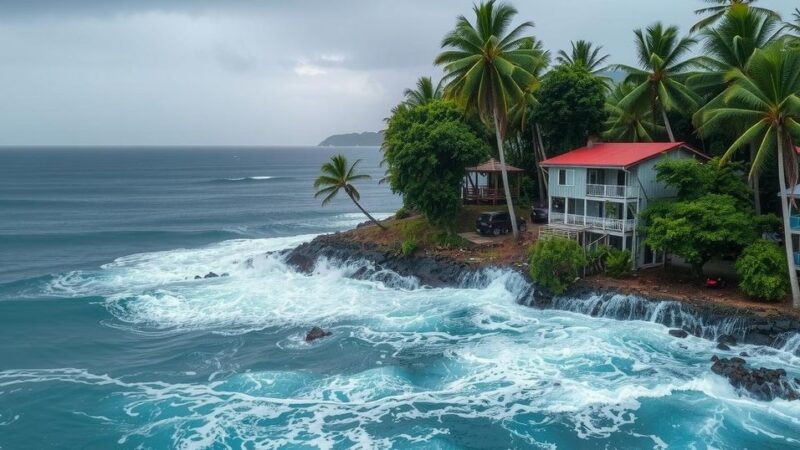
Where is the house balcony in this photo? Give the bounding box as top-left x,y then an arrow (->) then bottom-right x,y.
550,212 -> 635,233
791,215 -> 800,231
586,184 -> 638,199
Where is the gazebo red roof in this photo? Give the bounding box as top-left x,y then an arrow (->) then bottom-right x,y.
540,142 -> 705,169
465,158 -> 524,173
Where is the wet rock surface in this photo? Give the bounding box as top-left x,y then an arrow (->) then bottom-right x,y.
669,329 -> 689,338
305,326 -> 332,342
710,356 -> 799,401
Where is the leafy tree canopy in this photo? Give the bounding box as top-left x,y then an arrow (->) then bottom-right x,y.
644,194 -> 757,276
654,157 -> 751,206
736,240 -> 789,301
531,64 -> 608,154
383,100 -> 490,228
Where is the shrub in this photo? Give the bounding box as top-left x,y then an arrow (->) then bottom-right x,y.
400,238 -> 418,256
605,249 -> 632,278
528,238 -> 586,295
395,206 -> 411,220
735,240 -> 788,301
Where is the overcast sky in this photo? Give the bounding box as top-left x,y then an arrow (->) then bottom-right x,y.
0,0 -> 795,146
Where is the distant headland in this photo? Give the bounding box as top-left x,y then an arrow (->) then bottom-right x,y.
318,131 -> 383,147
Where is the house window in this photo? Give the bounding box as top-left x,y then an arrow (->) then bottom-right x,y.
558,169 -> 574,186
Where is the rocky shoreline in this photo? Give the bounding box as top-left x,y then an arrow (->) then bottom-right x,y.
284,233 -> 800,400
286,234 -> 800,350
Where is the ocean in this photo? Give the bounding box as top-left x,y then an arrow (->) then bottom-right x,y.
0,147 -> 799,449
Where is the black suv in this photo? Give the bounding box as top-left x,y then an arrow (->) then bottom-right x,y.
530,206 -> 548,223
475,211 -> 527,236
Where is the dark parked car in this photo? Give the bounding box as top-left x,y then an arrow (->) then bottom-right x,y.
476,211 -> 527,236
530,207 -> 548,224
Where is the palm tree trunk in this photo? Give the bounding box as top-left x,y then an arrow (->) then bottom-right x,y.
776,133 -> 800,307
493,107 -> 519,238
532,126 -> 546,203
750,144 -> 761,214
660,106 -> 675,143
347,191 -> 387,230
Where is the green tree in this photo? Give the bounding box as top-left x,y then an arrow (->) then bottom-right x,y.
691,0 -> 780,32
614,23 -> 700,142
402,76 -> 443,108
644,194 -> 757,276
383,100 -> 490,229
695,43 -> 800,307
531,64 -> 608,154
736,240 -> 789,301
654,157 -> 751,206
604,82 -> 664,142
528,238 -> 586,295
556,40 -> 611,74
314,155 -> 386,230
434,0 -> 541,237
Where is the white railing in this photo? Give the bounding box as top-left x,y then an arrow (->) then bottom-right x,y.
586,184 -> 636,199
549,213 -> 634,232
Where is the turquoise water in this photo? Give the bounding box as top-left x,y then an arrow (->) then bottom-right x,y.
1,148 -> 799,449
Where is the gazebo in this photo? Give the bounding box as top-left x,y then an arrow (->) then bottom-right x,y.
463,158 -> 524,205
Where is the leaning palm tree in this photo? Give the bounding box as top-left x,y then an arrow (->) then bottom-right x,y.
434,0 -> 540,238
402,77 -> 443,108
695,44 -> 800,307
691,0 -> 780,32
314,154 -> 386,230
613,23 -> 700,142
556,40 -> 610,74
604,83 -> 664,142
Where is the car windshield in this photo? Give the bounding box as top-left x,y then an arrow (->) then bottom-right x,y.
479,213 -> 492,221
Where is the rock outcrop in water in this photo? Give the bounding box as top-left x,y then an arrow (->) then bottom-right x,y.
305,326 -> 332,342
710,356 -> 799,401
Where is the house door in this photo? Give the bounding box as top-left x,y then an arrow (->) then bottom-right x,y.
616,170 -> 626,186
588,169 -> 603,185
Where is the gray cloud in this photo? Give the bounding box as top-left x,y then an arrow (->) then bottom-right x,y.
0,0 -> 795,145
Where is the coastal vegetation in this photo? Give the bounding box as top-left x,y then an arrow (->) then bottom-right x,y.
736,240 -> 789,301
528,238 -> 586,294
320,0 -> 800,305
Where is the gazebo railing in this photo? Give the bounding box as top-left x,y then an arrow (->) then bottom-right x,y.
463,187 -> 516,202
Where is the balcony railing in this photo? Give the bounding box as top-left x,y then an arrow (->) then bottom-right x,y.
586,184 -> 637,199
549,212 -> 635,232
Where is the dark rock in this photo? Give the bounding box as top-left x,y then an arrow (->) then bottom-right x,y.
710,357 -> 798,401
717,343 -> 731,351
739,352 -> 749,357
220,272 -> 229,277
717,334 -> 737,346
204,272 -> 219,279
194,275 -> 202,280
669,329 -> 689,338
711,355 -> 719,362
305,326 -> 332,342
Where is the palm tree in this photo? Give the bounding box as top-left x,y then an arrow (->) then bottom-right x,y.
691,5 -> 781,214
614,23 -> 700,142
786,9 -> 800,47
434,0 -> 540,237
314,154 -> 386,230
402,77 -> 443,108
691,4 -> 781,96
604,83 -> 664,142
691,0 -> 780,32
556,40 -> 610,74
695,44 -> 800,307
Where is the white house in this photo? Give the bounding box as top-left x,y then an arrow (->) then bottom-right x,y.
539,141 -> 706,269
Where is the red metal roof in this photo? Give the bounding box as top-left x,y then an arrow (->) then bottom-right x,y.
540,142 -> 700,169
